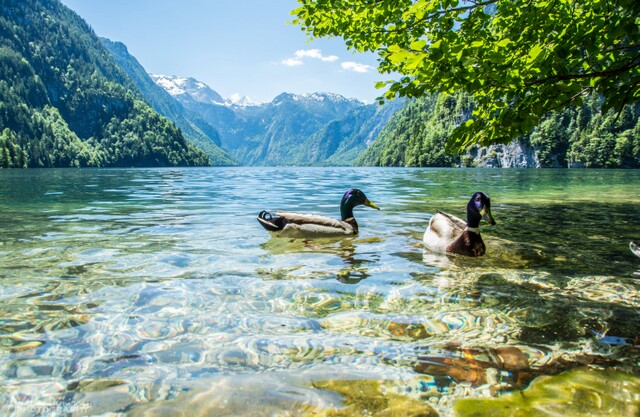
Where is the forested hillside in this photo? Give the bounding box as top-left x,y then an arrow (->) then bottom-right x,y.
0,0 -> 209,168
357,92 -> 640,168
101,39 -> 235,166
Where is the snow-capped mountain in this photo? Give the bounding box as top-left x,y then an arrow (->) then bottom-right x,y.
271,92 -> 363,108
150,74 -> 225,105
227,93 -> 260,107
147,73 -> 401,166
150,74 -> 257,107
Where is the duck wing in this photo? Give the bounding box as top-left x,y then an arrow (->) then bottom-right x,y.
276,212 -> 347,228
434,210 -> 467,231
423,211 -> 466,252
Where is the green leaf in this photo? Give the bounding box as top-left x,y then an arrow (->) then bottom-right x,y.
527,44 -> 544,63
388,44 -> 402,53
410,40 -> 427,51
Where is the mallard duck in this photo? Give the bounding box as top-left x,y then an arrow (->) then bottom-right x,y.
257,189 -> 380,238
423,192 -> 496,257
631,241 -> 640,258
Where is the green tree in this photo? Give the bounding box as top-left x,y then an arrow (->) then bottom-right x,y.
292,0 -> 640,152
0,0 -> 210,168
0,128 -> 27,168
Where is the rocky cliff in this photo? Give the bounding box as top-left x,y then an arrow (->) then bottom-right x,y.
466,140 -> 541,168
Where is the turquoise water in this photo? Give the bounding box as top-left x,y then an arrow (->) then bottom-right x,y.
0,167 -> 638,416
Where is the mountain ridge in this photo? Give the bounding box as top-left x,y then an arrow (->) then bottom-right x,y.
150,74 -> 258,108
151,74 -> 370,166
0,0 -> 209,167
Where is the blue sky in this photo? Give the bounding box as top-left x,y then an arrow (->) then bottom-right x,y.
60,0 -> 384,104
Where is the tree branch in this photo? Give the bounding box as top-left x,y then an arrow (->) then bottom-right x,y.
347,0 -> 498,36
526,56 -> 640,86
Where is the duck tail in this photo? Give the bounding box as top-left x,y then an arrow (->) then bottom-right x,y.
257,210 -> 283,232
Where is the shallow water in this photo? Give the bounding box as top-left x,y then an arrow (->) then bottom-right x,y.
0,167 -> 639,416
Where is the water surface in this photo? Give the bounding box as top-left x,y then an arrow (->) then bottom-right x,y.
0,168 -> 638,416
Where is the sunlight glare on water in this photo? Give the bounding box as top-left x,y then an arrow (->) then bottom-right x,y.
0,167 -> 639,417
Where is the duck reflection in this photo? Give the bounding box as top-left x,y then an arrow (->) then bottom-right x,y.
421,237 -> 546,271
335,240 -> 372,284
260,237 -> 378,284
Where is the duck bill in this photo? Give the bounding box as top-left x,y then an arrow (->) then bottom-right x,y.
481,207 -> 496,225
364,199 -> 380,210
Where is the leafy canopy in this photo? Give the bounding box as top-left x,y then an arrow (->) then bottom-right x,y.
291,0 -> 640,151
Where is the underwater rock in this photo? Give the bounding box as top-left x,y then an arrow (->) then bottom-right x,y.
411,341 -> 638,398
518,320 -> 585,342
312,379 -> 439,417
69,380 -> 137,416
388,322 -> 430,340
126,374 -> 339,417
413,345 -> 531,387
67,378 -> 128,392
454,369 -> 640,417
125,376 -> 439,417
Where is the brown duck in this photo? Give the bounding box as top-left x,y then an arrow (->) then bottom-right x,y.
423,192 -> 496,257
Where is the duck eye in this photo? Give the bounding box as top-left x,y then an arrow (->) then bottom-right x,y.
475,196 -> 481,202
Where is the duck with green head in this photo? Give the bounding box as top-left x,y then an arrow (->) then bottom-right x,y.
257,189 -> 380,238
423,192 -> 496,257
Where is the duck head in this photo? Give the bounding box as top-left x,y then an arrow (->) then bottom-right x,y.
466,192 -> 496,228
340,189 -> 379,220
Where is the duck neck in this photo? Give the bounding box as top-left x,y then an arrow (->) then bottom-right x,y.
465,225 -> 480,234
466,210 -> 482,233
340,203 -> 354,221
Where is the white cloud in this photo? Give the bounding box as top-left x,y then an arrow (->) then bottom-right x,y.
282,58 -> 304,66
282,49 -> 339,66
294,49 -> 339,62
341,61 -> 374,73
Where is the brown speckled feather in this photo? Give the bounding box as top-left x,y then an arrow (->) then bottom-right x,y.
424,211 -> 486,256
446,231 -> 486,257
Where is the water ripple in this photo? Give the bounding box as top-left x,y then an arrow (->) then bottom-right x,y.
1,167 -> 639,416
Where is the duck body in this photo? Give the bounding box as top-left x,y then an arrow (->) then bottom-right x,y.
258,211 -> 358,238
631,241 -> 640,258
257,189 -> 379,239
424,211 -> 487,257
423,192 -> 496,257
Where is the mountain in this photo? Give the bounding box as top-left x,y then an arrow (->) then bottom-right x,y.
150,74 -> 258,108
355,92 -> 640,168
100,39 -> 235,165
153,75 -> 367,166
0,0 -> 209,168
248,92 -> 365,165
151,74 -> 226,105
294,99 -> 405,165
